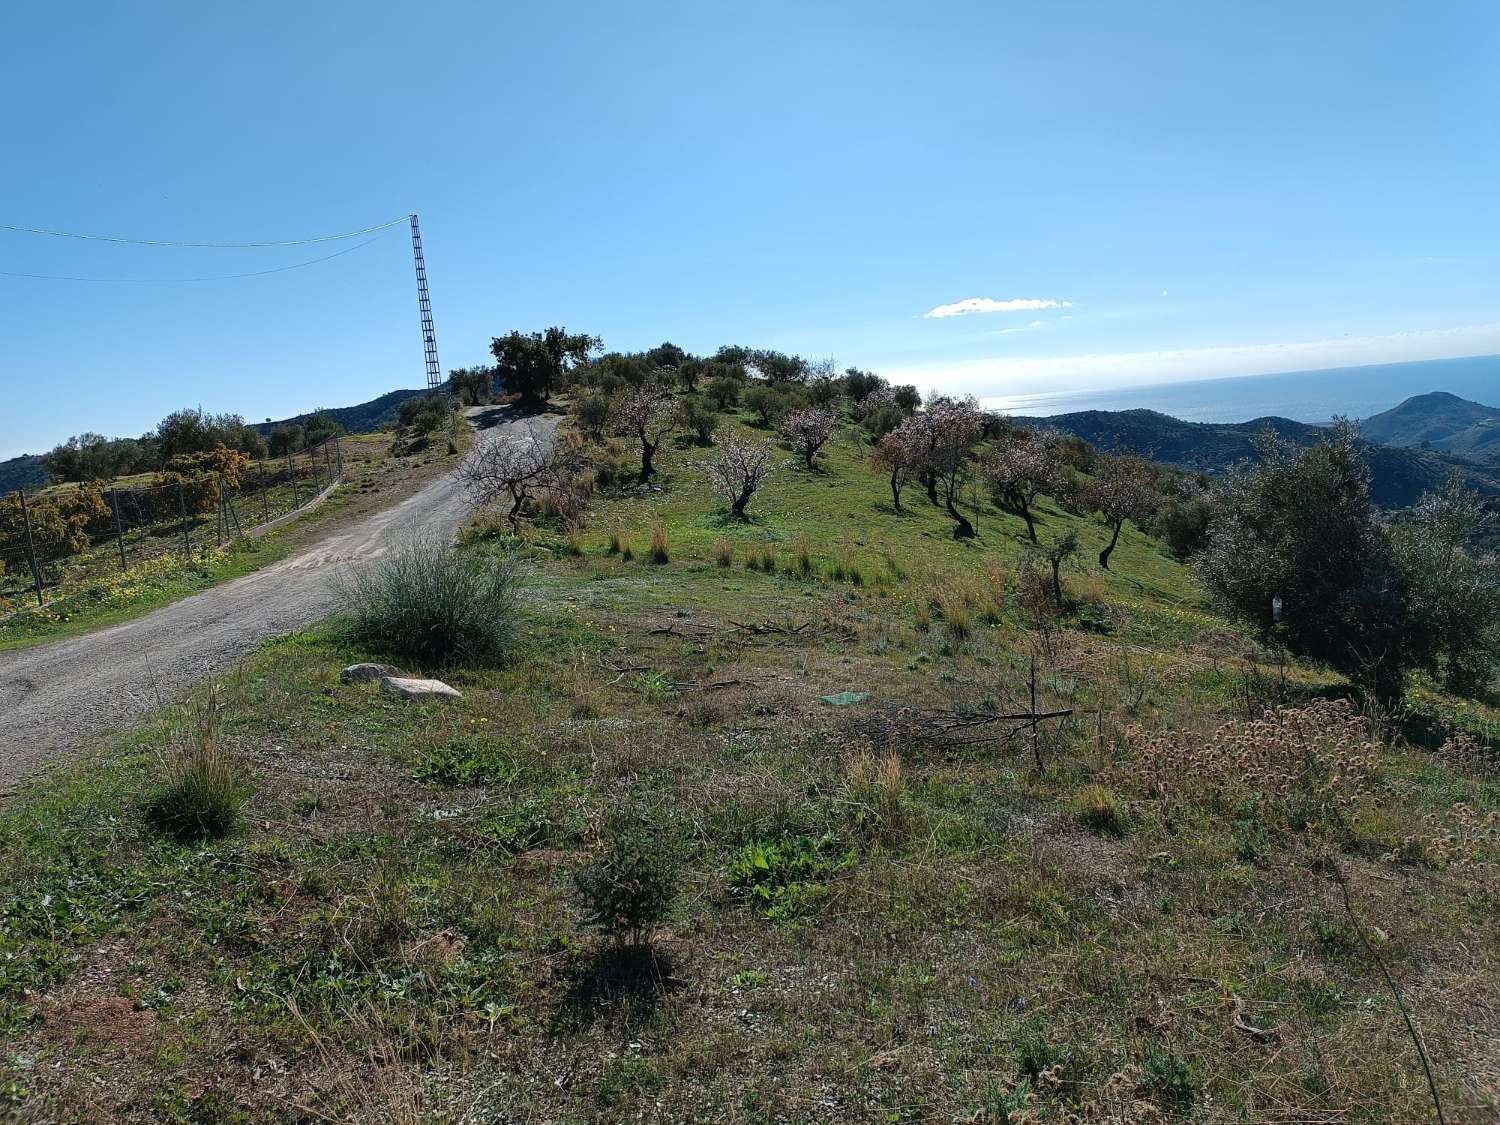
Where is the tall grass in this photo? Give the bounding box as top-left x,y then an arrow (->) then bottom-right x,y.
649,524 -> 670,565
145,686 -> 244,842
334,533 -> 523,668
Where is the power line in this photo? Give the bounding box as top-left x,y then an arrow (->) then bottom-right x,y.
0,214 -> 409,248
0,232 -> 393,283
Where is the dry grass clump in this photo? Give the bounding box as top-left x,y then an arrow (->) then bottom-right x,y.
935,587 -> 973,642
1074,783 -> 1127,836
649,523 -> 669,564
713,538 -> 733,567
1113,699 -> 1380,835
843,750 -> 911,843
145,686 -> 245,842
794,535 -> 814,578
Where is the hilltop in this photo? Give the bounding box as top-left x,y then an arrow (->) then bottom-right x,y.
1022,406 -> 1500,508
1359,390 -> 1500,457
254,386 -> 429,437
0,454 -> 47,494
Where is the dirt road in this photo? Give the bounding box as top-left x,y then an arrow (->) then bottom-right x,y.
0,407 -> 554,792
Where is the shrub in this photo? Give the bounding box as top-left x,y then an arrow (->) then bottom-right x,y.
676,396 -> 721,446
573,810 -> 680,946
145,688 -> 244,842
1074,783 -> 1127,836
713,538 -> 733,567
334,532 -> 523,668
649,524 -> 669,564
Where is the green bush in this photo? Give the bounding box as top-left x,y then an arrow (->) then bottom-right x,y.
573,810 -> 680,946
334,533 -> 523,668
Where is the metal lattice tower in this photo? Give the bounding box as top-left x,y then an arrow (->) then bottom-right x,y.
409,213 -> 442,391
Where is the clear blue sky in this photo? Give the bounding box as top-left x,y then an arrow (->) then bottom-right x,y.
4,1 -> 1499,459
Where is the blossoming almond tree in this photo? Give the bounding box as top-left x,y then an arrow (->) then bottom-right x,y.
705,433 -> 775,519
779,407 -> 837,470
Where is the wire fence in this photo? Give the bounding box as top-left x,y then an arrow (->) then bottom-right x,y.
0,435 -> 342,611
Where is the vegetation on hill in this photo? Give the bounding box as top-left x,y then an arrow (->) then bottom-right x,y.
0,455 -> 47,494
3,331 -> 1496,1121
1360,390 -> 1500,457
1025,406 -> 1500,509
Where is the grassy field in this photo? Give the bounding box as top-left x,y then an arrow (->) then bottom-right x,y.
0,404 -> 1496,1122
0,432 -> 461,652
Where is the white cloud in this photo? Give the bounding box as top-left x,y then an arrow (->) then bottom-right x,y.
924,296 -> 1073,319
884,322 -> 1500,401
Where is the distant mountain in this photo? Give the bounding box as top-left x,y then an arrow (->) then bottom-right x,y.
0,454 -> 48,494
1020,407 -> 1500,509
1359,391 -> 1500,457
257,387 -> 429,436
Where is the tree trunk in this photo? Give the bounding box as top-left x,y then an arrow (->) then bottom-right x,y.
944,486 -> 975,539
923,469 -> 938,505
1019,503 -> 1038,544
640,438 -> 656,482
506,487 -> 525,532
890,472 -> 903,512
1098,519 -> 1123,570
1050,559 -> 1064,610
732,484 -> 752,518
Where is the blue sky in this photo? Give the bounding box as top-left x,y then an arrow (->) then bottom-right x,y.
3,0 -> 1499,459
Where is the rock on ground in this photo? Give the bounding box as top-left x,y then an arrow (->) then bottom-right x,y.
341,663 -> 400,684
380,676 -> 462,702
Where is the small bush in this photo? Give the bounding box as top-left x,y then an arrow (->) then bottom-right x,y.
334,532 -> 523,668
413,736 -> 520,786
573,810 -> 681,947
713,538 -> 733,567
145,689 -> 244,843
649,524 -> 669,565
1075,783 -> 1127,836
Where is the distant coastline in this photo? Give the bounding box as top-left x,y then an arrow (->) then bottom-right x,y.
983,353 -> 1500,425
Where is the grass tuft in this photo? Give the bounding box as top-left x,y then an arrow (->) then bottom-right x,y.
145,687 -> 244,842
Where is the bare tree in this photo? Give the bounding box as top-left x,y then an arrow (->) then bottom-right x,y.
984,429 -> 1063,543
780,407 -> 837,470
705,433 -> 775,519
612,383 -> 677,482
1084,453 -> 1158,569
459,423 -> 577,532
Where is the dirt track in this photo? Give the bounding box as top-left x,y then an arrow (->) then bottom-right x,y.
0,407 -> 554,792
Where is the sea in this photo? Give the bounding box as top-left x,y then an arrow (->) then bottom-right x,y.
983,354 -> 1500,425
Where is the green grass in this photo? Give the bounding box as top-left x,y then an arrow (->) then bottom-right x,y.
0,403 -> 1496,1121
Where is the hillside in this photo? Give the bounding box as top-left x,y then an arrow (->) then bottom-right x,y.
1360,390 -> 1500,457
1022,406 -> 1500,508
0,454 -> 47,493
3,398 -> 1496,1122
256,386 -> 429,436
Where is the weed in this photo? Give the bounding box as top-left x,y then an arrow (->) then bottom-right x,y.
649,524 -> 669,565
713,538 -> 733,567
726,832 -> 854,923
795,536 -> 814,577
413,736 -> 520,786
1141,1046 -> 1196,1110
844,751 -> 911,843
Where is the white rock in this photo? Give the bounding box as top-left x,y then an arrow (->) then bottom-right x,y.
380,676 -> 462,702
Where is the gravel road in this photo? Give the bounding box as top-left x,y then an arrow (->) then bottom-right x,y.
0,407 -> 555,792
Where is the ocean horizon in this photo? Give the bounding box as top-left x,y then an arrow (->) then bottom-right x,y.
982,353 -> 1500,425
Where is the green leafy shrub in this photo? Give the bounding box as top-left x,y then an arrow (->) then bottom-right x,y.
333,532 -> 522,668
726,832 -> 854,923
573,810 -> 681,946
1141,1046 -> 1197,1110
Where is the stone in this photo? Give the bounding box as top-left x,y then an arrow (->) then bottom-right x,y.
380,675 -> 462,702
341,663 -> 399,684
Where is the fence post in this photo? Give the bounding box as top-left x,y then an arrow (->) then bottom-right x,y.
178,480 -> 192,559
288,451 -> 299,509
110,488 -> 127,572
215,476 -> 224,548
334,433 -> 344,478
311,443 -> 322,494
17,490 -> 44,607
260,464 -> 269,526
